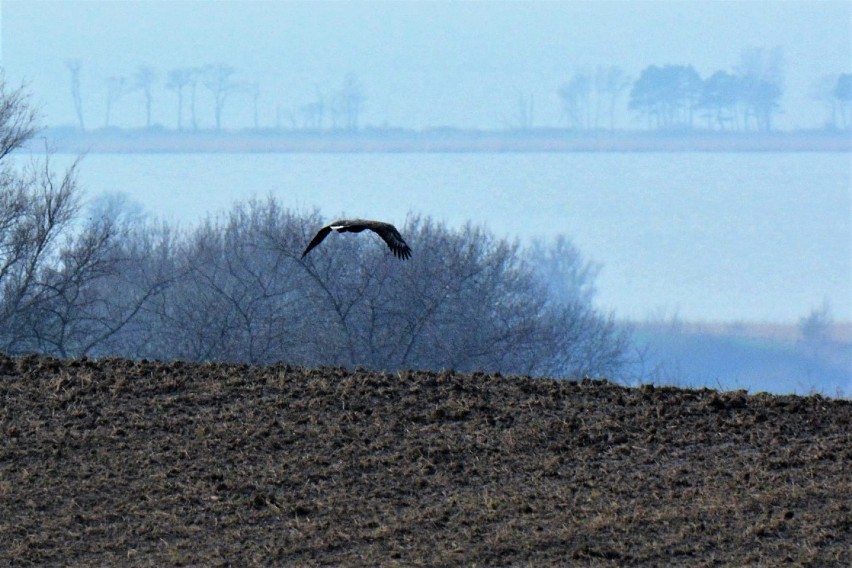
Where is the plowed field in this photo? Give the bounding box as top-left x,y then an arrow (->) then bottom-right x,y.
1,355 -> 849,566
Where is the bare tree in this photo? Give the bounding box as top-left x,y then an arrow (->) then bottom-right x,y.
65,60 -> 85,130
298,86 -> 327,130
699,70 -> 743,130
57,194 -> 177,358
559,67 -> 629,131
597,66 -> 630,131
629,64 -> 702,130
387,218 -> 537,372
21,205 -> 140,357
558,69 -> 593,130
133,65 -> 157,128
0,75 -> 38,160
0,77 -> 78,347
527,236 -> 600,306
294,212 -> 627,377
166,68 -> 192,130
0,85 -> 83,352
133,198 -> 628,377
736,47 -> 784,131
0,154 -> 81,353
152,199 -> 310,363
0,80 -> 174,357
332,73 -> 364,130
202,64 -> 237,130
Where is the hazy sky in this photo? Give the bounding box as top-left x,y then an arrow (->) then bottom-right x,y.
2,0 -> 851,130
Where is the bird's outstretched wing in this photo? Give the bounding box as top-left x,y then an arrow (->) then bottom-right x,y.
301,219 -> 412,260
368,222 -> 412,259
301,226 -> 333,258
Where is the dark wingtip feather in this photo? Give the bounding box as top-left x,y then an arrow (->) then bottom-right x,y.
390,241 -> 412,260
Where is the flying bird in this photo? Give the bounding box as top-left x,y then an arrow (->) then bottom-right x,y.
301,219 -> 412,260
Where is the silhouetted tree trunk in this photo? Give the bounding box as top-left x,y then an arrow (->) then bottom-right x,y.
189,67 -> 201,130
135,66 -> 156,128
559,70 -> 593,130
629,64 -> 702,130
598,66 -> 630,131
65,60 -> 85,130
736,47 -> 784,132
334,73 -> 364,131
166,68 -> 195,130
203,64 -> 236,130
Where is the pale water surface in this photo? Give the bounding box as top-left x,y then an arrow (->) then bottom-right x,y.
60,152 -> 851,323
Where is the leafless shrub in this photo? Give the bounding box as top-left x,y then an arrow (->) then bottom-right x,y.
0,77 -> 627,377
0,79 -> 173,357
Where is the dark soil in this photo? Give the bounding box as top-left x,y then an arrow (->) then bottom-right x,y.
1,354 -> 849,566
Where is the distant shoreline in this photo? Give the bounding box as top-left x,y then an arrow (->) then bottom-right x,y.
628,321 -> 852,343
39,127 -> 852,154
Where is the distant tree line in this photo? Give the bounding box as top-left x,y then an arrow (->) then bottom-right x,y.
63,47 -> 851,133
2,79 -> 627,377
558,48 -> 796,132
64,60 -> 365,132
557,66 -> 631,131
